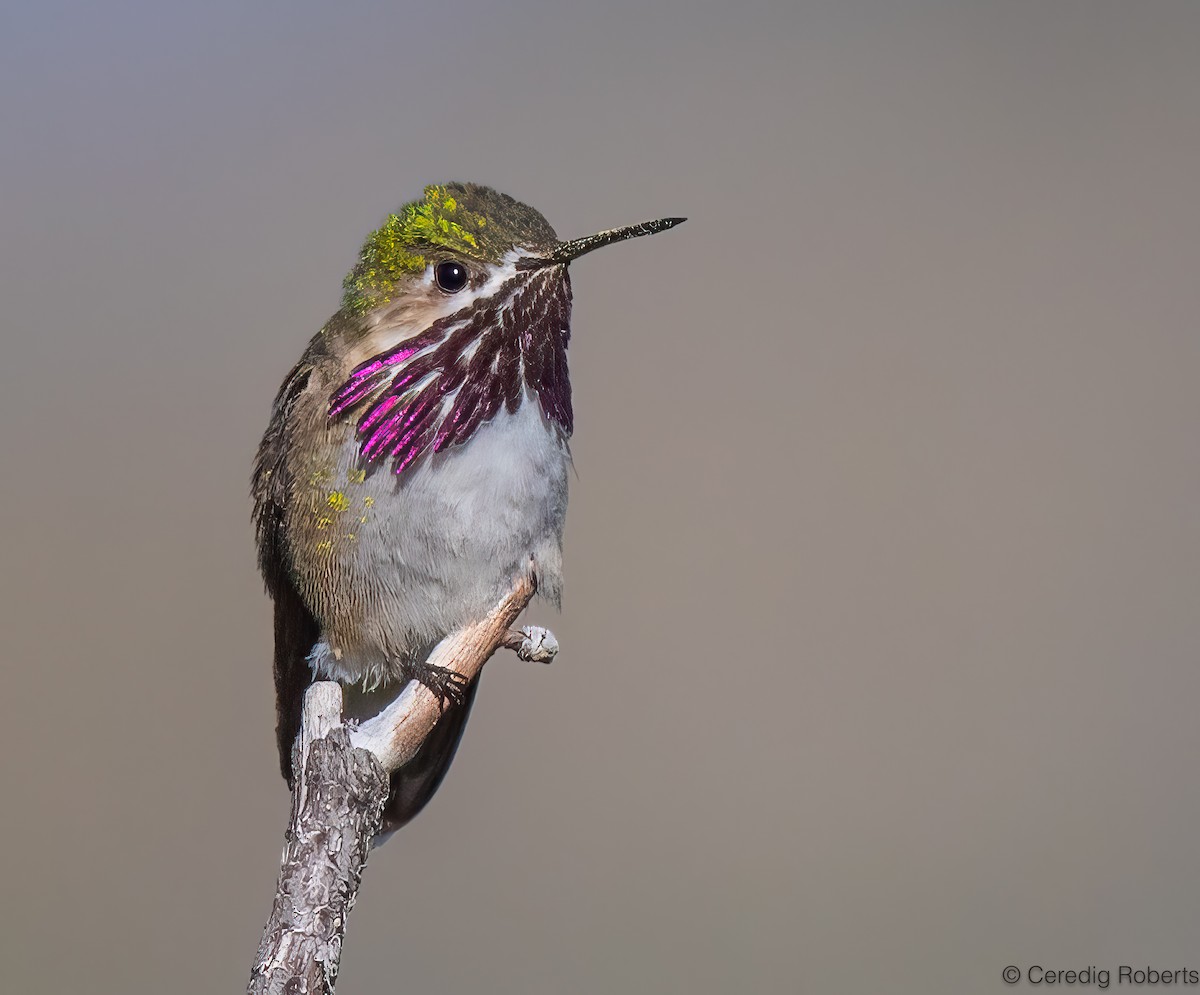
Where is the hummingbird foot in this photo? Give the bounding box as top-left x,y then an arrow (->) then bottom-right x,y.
502,625 -> 559,664
408,661 -> 471,710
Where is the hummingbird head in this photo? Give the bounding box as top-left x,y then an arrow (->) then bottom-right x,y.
330,183 -> 684,476
340,183 -> 560,316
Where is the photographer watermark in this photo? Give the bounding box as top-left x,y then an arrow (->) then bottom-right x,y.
1002,966 -> 1199,988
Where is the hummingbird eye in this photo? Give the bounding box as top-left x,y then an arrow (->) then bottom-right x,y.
434,260 -> 469,293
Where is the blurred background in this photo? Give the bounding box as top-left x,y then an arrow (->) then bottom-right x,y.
2,2 -> 1198,992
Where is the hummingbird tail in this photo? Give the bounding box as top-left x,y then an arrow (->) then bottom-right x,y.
377,679 -> 480,835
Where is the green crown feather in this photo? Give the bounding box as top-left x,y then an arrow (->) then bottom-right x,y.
340,183 -> 560,315
342,185 -> 492,314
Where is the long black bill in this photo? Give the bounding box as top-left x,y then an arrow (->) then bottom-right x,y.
544,216 -> 686,265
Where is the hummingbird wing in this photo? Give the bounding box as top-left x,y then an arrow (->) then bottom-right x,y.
252,362 -> 320,783
266,570 -> 320,783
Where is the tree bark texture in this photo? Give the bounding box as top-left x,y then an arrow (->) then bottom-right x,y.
248,683 -> 388,995
248,567 -> 543,993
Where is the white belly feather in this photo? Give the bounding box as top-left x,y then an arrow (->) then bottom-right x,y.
308,391 -> 569,689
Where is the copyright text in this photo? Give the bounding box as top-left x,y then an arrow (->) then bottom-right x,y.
1002,966 -> 1200,988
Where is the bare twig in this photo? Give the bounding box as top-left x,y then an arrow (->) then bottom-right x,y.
247,683 -> 386,995
248,564 -> 543,994
348,569 -> 537,771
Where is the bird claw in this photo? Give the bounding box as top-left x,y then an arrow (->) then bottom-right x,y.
410,662 -> 471,709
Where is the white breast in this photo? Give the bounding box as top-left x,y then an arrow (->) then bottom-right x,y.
311,390 -> 570,689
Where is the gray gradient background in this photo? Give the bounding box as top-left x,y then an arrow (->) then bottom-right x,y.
3,2 -> 1198,992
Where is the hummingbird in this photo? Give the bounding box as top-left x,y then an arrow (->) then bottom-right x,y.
252,183 -> 684,833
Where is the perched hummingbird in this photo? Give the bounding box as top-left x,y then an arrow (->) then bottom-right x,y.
253,183 -> 684,832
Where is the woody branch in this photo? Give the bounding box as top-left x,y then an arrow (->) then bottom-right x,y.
248,565 -> 551,995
